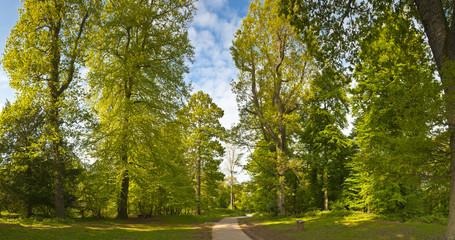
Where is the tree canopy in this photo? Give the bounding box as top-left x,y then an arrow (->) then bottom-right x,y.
0,1 -> 453,238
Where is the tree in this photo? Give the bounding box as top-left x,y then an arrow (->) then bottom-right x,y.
231,0 -> 313,215
299,65 -> 350,211
86,0 -> 195,218
349,9 -> 444,215
279,0 -> 455,237
0,101 -> 52,217
179,91 -> 225,215
224,144 -> 242,210
2,0 -> 100,218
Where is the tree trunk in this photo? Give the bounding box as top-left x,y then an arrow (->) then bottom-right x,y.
118,169 -> 129,218
26,204 -> 32,218
49,18 -> 65,219
230,171 -> 234,210
277,144 -> 286,216
414,1 -> 455,238
52,112 -> 65,219
196,145 -> 202,215
323,167 -> 329,211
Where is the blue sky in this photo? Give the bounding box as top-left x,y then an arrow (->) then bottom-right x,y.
0,0 -> 251,129
0,1 -> 22,106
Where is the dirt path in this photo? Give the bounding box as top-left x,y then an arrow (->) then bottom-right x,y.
212,215 -> 252,240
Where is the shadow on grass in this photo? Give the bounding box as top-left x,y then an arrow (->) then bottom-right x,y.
240,211 -> 445,240
0,216 -> 215,240
0,225 -> 200,240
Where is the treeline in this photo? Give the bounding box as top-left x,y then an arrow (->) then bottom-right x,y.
0,1 -> 454,237
229,0 -> 449,222
0,0 -> 231,218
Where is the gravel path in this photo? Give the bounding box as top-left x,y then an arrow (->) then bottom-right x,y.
212,215 -> 252,240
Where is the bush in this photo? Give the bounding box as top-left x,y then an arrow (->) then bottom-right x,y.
266,204 -> 279,216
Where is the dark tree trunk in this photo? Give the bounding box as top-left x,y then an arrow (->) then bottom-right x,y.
117,169 -> 129,218
26,204 -> 32,218
414,0 -> 455,238
49,18 -> 65,219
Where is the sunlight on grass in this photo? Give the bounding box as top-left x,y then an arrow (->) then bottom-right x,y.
337,212 -> 377,226
0,215 -> 217,240
243,211 -> 446,240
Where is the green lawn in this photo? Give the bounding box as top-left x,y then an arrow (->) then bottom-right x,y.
0,214 -> 228,240
239,211 -> 446,240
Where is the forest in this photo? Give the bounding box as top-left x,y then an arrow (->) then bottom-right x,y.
1,0 -> 455,239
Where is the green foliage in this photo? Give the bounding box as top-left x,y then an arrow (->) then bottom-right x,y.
86,0 -> 196,217
179,91 -> 225,214
231,0 -> 314,215
0,98 -> 85,217
0,101 -> 53,216
2,0 -> 102,217
298,64 -> 351,211
348,10 -> 446,216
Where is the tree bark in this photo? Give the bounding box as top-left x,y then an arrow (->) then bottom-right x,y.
45,2 -> 90,219
49,16 -> 65,219
117,60 -> 132,218
196,144 -> 202,215
414,0 -> 455,238
323,167 -> 329,211
277,141 -> 286,216
230,171 -> 234,210
117,169 -> 129,218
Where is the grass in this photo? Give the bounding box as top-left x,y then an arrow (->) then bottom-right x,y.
0,210 -> 244,240
239,211 -> 446,240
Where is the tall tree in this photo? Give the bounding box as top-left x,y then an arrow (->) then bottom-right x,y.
279,0 -> 455,236
0,100 -> 52,217
87,0 -> 195,218
179,91 -> 225,215
300,66 -> 350,211
2,0 -> 99,218
224,144 -> 242,210
350,9 -> 443,215
231,0 -> 313,215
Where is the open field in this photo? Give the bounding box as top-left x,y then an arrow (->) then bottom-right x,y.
0,214 -> 227,240
239,211 -> 446,240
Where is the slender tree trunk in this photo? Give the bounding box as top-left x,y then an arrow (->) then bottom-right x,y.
323,167 -> 329,211
196,144 -> 202,215
277,143 -> 286,216
230,171 -> 234,210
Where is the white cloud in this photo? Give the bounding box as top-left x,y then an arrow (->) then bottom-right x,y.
0,70 -> 10,89
0,70 -> 8,83
187,0 -> 250,182
187,0 -> 245,129
0,70 -> 15,102
193,8 -> 220,30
